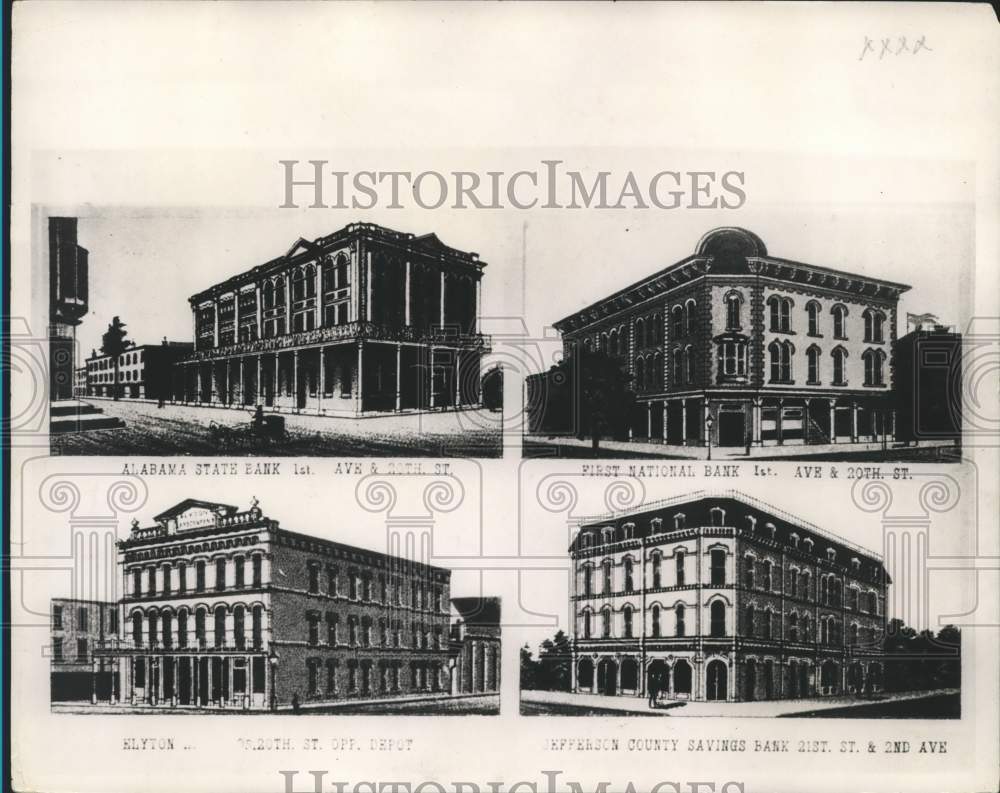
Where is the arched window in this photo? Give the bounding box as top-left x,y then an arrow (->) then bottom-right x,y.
832,346 -> 848,385
849,623 -> 859,645
635,318 -> 645,348
685,344 -> 696,384
177,609 -> 188,648
684,300 -> 697,335
653,314 -> 663,344
608,329 -> 618,357
651,605 -> 661,638
582,564 -> 593,598
274,276 -> 285,307
863,349 -> 885,386
292,268 -> 306,301
800,570 -> 811,600
675,551 -> 686,586
132,612 -> 143,647
671,305 -> 684,338
603,560 -> 613,594
335,253 -> 350,287
863,308 -> 885,343
263,280 -> 275,309
601,607 -> 612,638
147,611 -> 158,647
652,352 -> 663,390
623,605 -> 634,638
807,345 -> 821,384
763,560 -> 773,591
762,608 -> 773,639
651,553 -> 662,589
745,604 -> 756,636
788,612 -> 798,642
768,295 -> 792,333
806,300 -> 821,337
744,555 -> 756,589
710,549 -> 727,586
623,558 -> 634,591
768,340 -> 793,383
583,609 -> 592,639
304,264 -> 316,298
672,347 -> 683,385
195,607 -> 207,648
716,337 -> 748,380
832,304 -> 848,339
675,603 -> 686,637
725,292 -> 743,331
161,610 -> 172,648
710,600 -> 726,637
634,357 -> 645,392
214,605 -> 226,649
233,604 -> 246,649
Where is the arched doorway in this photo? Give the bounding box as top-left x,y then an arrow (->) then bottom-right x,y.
647,660 -> 669,698
847,662 -> 863,693
764,660 -> 774,699
788,661 -> 799,698
577,658 -> 593,692
744,659 -> 756,701
620,658 -> 639,694
673,659 -> 692,697
821,660 -> 839,695
706,659 -> 728,701
597,658 -> 618,696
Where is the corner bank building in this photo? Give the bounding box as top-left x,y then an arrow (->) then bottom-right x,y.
553,228 -> 910,447
177,223 -> 488,414
569,494 -> 888,702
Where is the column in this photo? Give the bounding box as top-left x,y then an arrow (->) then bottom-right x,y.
428,346 -> 436,409
355,342 -> 364,414
590,663 -> 598,694
318,347 -> 325,414
171,658 -> 178,706
647,402 -> 653,439
315,262 -> 323,328
475,278 -> 481,334
130,657 -> 137,705
454,350 -> 461,408
366,252 -> 373,322
255,283 -> 262,339
91,658 -> 98,704
292,351 -> 299,412
157,657 -> 165,705
233,290 -> 240,341
238,358 -> 245,406
776,399 -> 784,445
851,401 -> 859,442
752,399 -> 762,445
662,401 -> 668,442
222,658 -> 229,707
890,408 -> 897,440
439,271 -> 446,329
284,271 -> 292,333
207,658 -> 214,705
192,308 -> 198,353
681,398 -> 688,445
256,356 -> 262,406
395,344 -> 402,411
274,354 -> 281,407
404,261 -> 411,326
213,298 -> 220,347
195,367 -> 202,404
829,400 -> 837,443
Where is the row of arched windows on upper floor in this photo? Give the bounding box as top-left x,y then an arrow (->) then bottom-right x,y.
580,600 -> 728,640
768,296 -> 887,343
768,341 -> 886,386
129,603 -> 265,651
579,547 -> 729,596
259,254 -> 351,311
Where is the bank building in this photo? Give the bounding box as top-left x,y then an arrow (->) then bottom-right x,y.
569,493 -> 887,702
72,498 -> 499,710
551,227 -> 910,448
174,223 -> 489,415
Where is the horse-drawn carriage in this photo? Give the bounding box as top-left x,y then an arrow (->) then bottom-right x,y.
207,408 -> 288,450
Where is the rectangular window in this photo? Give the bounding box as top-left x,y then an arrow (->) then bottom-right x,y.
77,638 -> 88,662
178,563 -> 187,594
147,568 -> 156,597
77,606 -> 88,629
109,609 -> 118,634
53,637 -> 63,661
253,555 -> 263,587
196,561 -> 206,592
308,563 -> 320,595
52,605 -> 63,630
234,557 -> 245,588
710,550 -> 726,586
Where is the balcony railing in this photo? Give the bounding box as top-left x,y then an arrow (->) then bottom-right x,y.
186,322 -> 490,361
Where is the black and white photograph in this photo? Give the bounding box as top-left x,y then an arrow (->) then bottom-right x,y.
7,4 -> 999,793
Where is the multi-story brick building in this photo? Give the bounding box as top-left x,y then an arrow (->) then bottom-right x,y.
174,223 -> 489,415
49,217 -> 89,401
552,227 -> 910,448
86,340 -> 194,400
569,493 -> 887,702
50,598 -> 118,701
84,498 -> 495,710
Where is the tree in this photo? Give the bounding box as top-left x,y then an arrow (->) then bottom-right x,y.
536,630 -> 573,691
545,346 -> 635,452
100,316 -> 134,400
520,644 -> 539,691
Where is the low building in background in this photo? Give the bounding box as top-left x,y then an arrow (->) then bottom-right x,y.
86,340 -> 194,400
73,366 -> 88,398
569,493 -> 888,703
50,598 -> 118,702
893,322 -> 963,445
450,597 -> 502,694
53,498 -> 499,711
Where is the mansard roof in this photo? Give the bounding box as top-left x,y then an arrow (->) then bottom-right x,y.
569,491 -> 887,581
450,596 -> 502,626
190,222 -> 485,304
554,227 -> 911,334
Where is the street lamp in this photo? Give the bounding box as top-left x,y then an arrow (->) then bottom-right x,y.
705,414 -> 715,461
268,647 -> 279,712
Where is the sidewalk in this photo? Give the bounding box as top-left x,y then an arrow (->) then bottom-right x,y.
521,688 -> 958,717
526,436 -> 956,461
